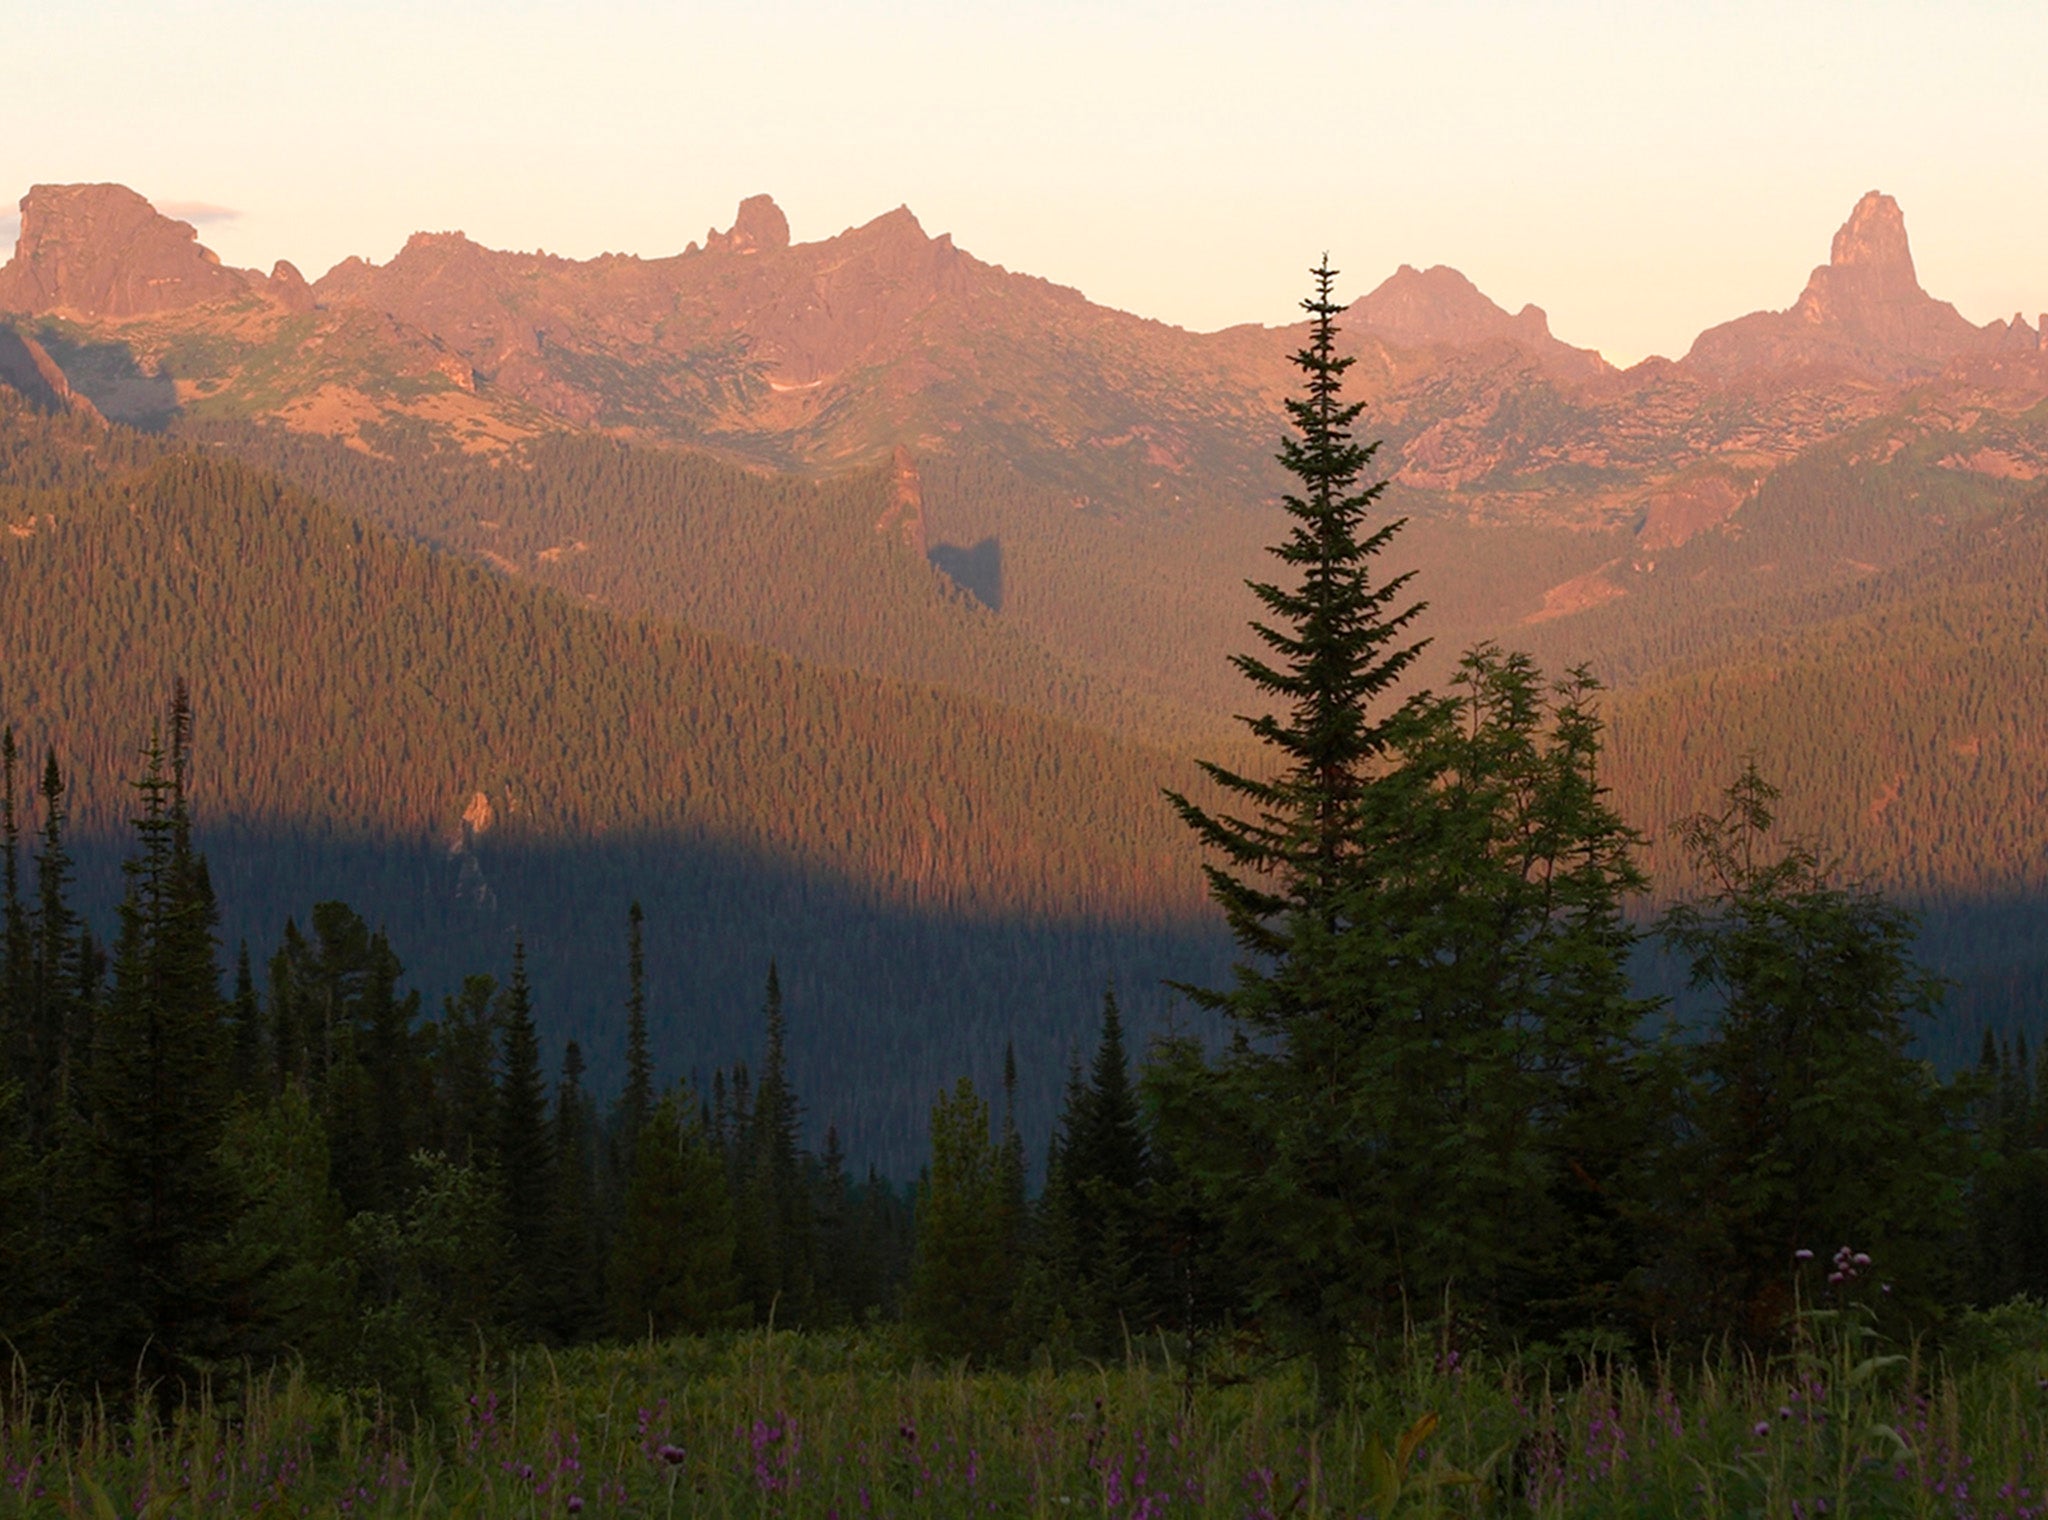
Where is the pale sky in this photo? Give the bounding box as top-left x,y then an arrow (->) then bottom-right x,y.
3,0 -> 2042,366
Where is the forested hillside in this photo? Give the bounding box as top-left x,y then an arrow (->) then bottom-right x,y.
181,422 -> 1241,753
171,406 -> 2048,1068
0,397 -> 1230,1167
1602,481 -> 2048,1051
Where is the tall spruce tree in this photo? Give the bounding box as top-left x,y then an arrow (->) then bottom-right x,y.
1041,990 -> 1155,1354
1,731 -> 29,1100
607,1088 -> 738,1338
495,940 -> 554,1333
908,1077 -> 1011,1362
618,901 -> 653,1144
30,749 -> 78,1147
543,1040 -> 603,1340
1152,268 -> 1650,1405
1154,260 -> 1428,1406
736,963 -> 811,1323
78,689 -> 243,1386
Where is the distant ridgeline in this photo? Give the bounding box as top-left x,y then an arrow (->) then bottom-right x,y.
0,397 -> 1231,1171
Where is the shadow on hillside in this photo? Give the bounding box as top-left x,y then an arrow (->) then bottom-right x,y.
28,327 -> 179,430
64,820 -> 1230,1178
59,817 -> 2048,1173
929,536 -> 1004,611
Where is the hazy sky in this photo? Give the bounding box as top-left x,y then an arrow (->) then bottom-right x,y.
4,0 -> 2042,365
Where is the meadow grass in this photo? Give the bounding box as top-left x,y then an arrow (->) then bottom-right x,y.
3,1318 -> 2044,1517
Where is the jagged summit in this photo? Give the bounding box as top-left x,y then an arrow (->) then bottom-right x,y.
1684,190 -> 1991,379
706,194 -> 790,255
1828,191 -> 1916,279
1347,263 -> 1610,381
0,183 -> 300,320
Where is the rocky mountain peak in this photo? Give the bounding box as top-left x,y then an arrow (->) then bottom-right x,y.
706,194 -> 790,255
1829,191 -> 1915,278
1684,191 -> 1988,379
1353,264 -> 1538,347
0,183 -> 263,319
1796,190 -> 1929,320
1347,263 -> 1608,381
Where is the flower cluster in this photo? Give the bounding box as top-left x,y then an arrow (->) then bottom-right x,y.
1827,1244 -> 1872,1287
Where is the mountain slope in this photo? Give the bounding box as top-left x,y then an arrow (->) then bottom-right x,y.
0,396 -> 1227,1165
1600,481 -> 2048,1053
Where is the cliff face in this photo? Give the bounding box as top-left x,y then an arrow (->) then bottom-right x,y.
0,184 -> 299,319
1682,192 -> 2015,380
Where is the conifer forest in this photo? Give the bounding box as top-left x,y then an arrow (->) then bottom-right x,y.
4,258 -> 2048,1517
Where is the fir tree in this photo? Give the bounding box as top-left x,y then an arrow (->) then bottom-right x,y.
543,1039 -> 603,1340
0,730 -> 29,1101
425,973 -> 499,1167
1152,271 -> 1650,1404
227,942 -> 264,1102
30,749 -> 78,1146
736,963 -> 811,1323
77,697 -> 242,1387
907,1077 -> 1010,1362
618,901 -> 653,1144
608,1088 -> 738,1338
495,940 -> 554,1333
1153,260 -> 1428,1407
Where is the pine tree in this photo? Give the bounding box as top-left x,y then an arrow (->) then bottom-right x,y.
618,901 -> 653,1144
607,1089 -> 738,1338
29,749 -> 78,1147
543,1039 -> 602,1340
0,730 -> 30,1101
77,693 -> 243,1386
812,1121 -> 856,1322
227,943 -> 264,1101
997,1041 -> 1027,1271
495,940 -> 554,1334
1061,989 -> 1155,1352
907,1077 -> 1010,1362
425,973 -> 499,1167
1152,260 -> 1428,1407
1151,271 -> 1650,1404
1164,259 -> 1426,946
735,963 -> 811,1323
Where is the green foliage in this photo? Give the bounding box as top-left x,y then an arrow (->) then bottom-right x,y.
215,1085 -> 351,1368
733,964 -> 814,1323
908,1077 -> 1013,1362
493,943 -> 553,1334
73,692 -> 245,1386
1033,988 -> 1160,1357
5,1328 -> 2047,1517
606,1089 -> 739,1338
1648,763 -> 1968,1341
0,395 -> 1232,1167
1158,269 -> 1652,1404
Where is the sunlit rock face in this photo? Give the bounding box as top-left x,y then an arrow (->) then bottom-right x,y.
1683,191 -> 1993,380
0,183 -> 269,319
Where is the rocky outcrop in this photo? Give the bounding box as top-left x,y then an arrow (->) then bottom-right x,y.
705,194 -> 790,255
1683,192 -> 1996,380
876,444 -> 928,554
0,325 -> 106,420
0,184 -> 309,320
